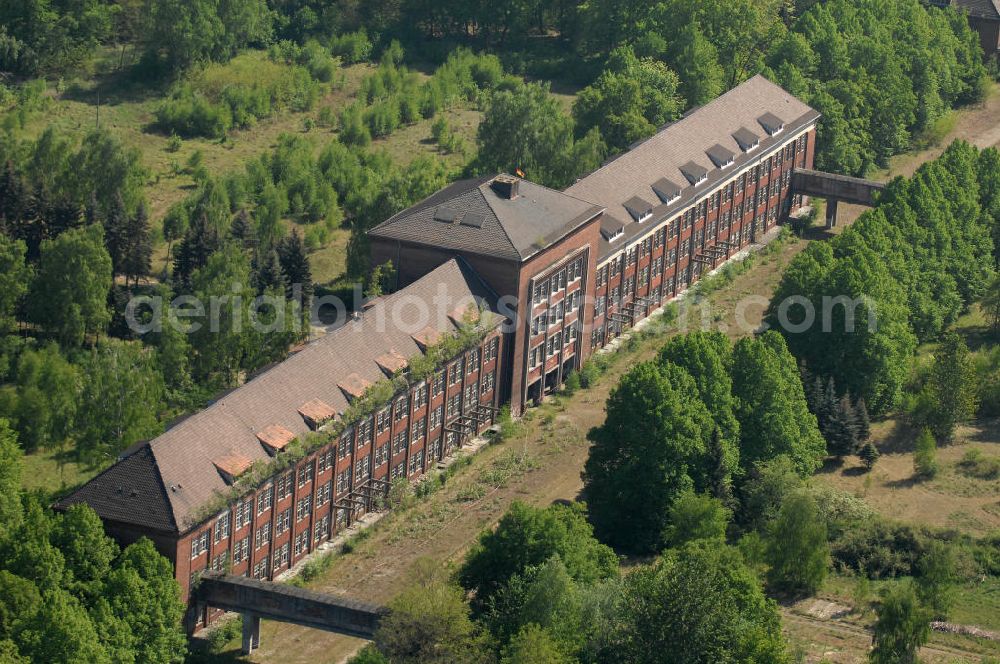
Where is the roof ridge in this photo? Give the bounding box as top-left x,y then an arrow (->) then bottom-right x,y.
475,182 -> 522,259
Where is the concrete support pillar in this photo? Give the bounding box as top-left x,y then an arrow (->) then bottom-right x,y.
825,199 -> 839,229
241,613 -> 261,655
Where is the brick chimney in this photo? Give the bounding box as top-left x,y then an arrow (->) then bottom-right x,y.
491,174 -> 519,200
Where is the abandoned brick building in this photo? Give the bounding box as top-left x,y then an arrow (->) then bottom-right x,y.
59,75 -> 818,624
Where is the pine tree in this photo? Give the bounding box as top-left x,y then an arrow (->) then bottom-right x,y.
0,160 -> 29,229
254,250 -> 285,295
172,212 -> 221,292
859,441 -> 880,471
230,209 -> 258,252
855,397 -> 871,442
278,229 -> 313,311
122,203 -> 152,287
102,192 -> 129,278
827,395 -> 860,458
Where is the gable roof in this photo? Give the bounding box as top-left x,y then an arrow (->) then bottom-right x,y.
59,258 -> 502,533
368,174 -> 603,262
56,445 -> 177,533
565,75 -> 819,258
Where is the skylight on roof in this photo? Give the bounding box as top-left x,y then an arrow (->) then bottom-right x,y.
460,212 -> 486,228
433,207 -> 461,223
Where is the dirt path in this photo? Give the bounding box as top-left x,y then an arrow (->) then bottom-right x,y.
237,85 -> 1000,664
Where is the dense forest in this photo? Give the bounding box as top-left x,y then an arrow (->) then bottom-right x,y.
0,0 -> 997,659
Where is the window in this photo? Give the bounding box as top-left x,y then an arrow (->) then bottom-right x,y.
482,370 -> 495,395
213,512 -> 230,543
257,485 -> 274,515
314,514 -> 330,543
317,448 -> 334,473
447,393 -> 461,419
233,537 -> 249,564
275,507 -> 291,535
235,498 -> 252,530
356,455 -> 371,482
467,348 -> 479,372
681,238 -> 690,255
529,345 -> 541,369
411,417 -> 426,443
294,530 -> 309,556
273,542 -> 289,570
391,462 -> 406,480
296,495 -> 312,521
393,429 -> 407,455
464,381 -> 478,407
394,394 -> 409,421
254,521 -> 271,549
336,467 -> 350,495
191,530 -> 209,559
409,449 -> 425,475
433,371 -> 446,396
375,443 -> 389,466
429,405 -> 444,429
376,408 -> 391,434
211,551 -> 229,572
316,480 -> 332,506
338,427 -> 354,459
595,295 -> 606,316
358,416 -> 374,447
449,361 -> 462,384
297,464 -> 313,488
277,472 -> 293,500
412,384 -> 427,410
484,337 -> 499,362
253,557 -> 269,580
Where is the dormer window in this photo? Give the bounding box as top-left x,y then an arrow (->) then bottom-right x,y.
757,112 -> 784,136
600,217 -> 625,242
298,399 -> 336,430
733,127 -> 760,152
706,144 -> 735,170
680,161 -> 709,186
652,178 -> 682,204
623,196 -> 654,223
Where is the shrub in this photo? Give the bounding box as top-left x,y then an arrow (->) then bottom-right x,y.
913,428 -> 938,479
156,86 -> 231,138
957,448 -> 1000,480
166,134 -> 182,152
330,30 -> 372,64
339,102 -> 371,146
366,98 -> 401,137
831,519 -> 929,579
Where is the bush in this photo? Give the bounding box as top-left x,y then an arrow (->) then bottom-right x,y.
156,86 -> 231,138
339,102 -> 371,146
957,448 -> 1000,480
913,428 -> 938,479
330,30 -> 372,64
366,98 -> 401,137
831,519 -> 930,579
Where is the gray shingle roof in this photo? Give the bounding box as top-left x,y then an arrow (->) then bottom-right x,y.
933,0 -> 1000,20
368,175 -> 603,262
57,444 -> 177,533
565,75 -> 820,259
60,259 -> 503,533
